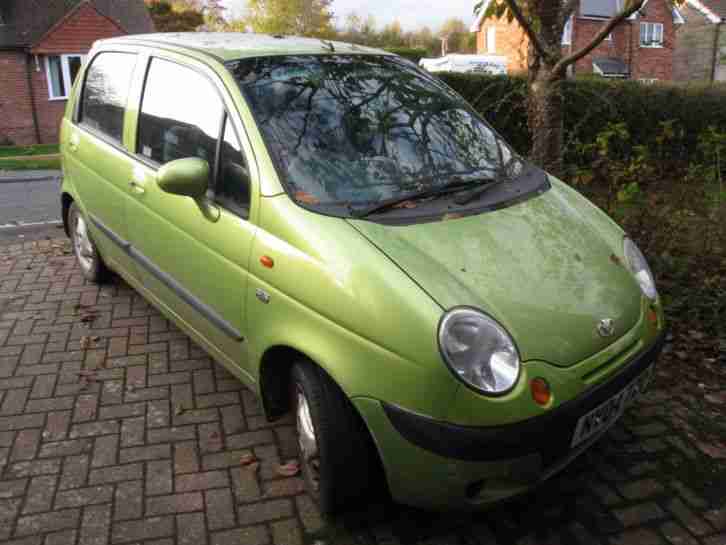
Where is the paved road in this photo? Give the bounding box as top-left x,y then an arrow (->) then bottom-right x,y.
0,172 -> 64,244
0,178 -> 62,228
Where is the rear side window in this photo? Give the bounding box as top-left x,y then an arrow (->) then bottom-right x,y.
79,52 -> 137,142
137,58 -> 223,168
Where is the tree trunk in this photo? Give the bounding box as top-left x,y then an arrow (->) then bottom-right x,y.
527,59 -> 565,176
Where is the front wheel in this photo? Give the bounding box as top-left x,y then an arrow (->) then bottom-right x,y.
291,360 -> 383,515
68,202 -> 110,283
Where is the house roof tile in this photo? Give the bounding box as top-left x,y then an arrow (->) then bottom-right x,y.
0,0 -> 154,49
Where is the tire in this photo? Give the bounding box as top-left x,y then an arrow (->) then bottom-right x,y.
291,360 -> 383,515
68,202 -> 111,283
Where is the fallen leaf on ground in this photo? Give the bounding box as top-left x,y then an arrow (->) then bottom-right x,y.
79,336 -> 90,350
276,460 -> 300,477
174,404 -> 185,416
80,311 -> 99,323
240,453 -> 256,466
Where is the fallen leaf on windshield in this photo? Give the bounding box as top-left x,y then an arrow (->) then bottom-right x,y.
609,253 -> 622,266
276,460 -> 300,477
393,200 -> 417,209
294,191 -> 320,205
442,213 -> 462,221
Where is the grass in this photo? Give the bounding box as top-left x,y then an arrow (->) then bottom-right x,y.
0,144 -> 61,171
0,156 -> 61,171
0,144 -> 59,158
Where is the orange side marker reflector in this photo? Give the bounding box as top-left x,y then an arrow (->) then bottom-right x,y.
260,256 -> 274,268
531,378 -> 551,406
647,308 -> 658,324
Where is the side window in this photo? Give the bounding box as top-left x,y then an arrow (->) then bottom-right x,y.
216,118 -> 251,218
79,52 -> 137,142
137,58 -> 223,172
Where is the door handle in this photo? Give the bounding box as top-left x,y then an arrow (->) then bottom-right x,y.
129,181 -> 145,195
68,133 -> 80,152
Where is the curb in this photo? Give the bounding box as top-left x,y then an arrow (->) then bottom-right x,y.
0,170 -> 62,183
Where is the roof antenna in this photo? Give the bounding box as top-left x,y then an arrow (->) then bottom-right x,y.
321,40 -> 335,52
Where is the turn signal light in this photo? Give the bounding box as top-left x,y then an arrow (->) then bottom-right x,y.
531,378 -> 551,406
260,255 -> 274,268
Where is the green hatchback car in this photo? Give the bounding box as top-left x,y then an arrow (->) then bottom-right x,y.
60,33 -> 666,513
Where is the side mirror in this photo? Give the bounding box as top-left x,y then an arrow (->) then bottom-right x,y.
157,158 -> 209,199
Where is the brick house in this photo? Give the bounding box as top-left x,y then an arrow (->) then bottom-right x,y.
0,0 -> 154,145
471,0 -> 685,81
674,0 -> 726,82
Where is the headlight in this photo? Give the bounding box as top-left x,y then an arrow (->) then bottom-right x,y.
438,307 -> 520,395
624,238 -> 657,300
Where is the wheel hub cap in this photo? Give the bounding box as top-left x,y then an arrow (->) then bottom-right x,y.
73,215 -> 94,271
296,389 -> 320,490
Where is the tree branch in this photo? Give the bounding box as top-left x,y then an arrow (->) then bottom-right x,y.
501,0 -> 553,63
552,0 -> 646,76
560,0 -> 579,25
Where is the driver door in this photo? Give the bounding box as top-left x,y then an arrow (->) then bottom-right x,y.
125,55 -> 257,380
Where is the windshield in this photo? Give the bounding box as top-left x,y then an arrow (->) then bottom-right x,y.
228,54 -> 519,211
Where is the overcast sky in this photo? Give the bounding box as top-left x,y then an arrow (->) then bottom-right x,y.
219,0 -> 477,31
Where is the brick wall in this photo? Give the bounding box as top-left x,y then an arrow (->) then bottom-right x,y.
0,2 -> 128,145
674,5 -> 725,82
475,0 -> 675,81
32,2 -> 125,55
628,0 -> 676,80
476,19 -> 529,73
31,59 -> 71,144
0,52 -> 37,145
571,20 -> 631,75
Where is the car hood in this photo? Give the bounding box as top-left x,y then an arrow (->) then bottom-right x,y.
347,179 -> 643,367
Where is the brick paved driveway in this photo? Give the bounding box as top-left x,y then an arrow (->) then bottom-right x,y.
1,238 -> 724,545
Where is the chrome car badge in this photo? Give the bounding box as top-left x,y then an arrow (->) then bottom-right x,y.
597,318 -> 615,337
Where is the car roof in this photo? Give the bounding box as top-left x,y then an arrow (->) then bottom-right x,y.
97,32 -> 390,63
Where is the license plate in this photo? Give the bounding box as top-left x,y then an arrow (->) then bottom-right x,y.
570,364 -> 655,448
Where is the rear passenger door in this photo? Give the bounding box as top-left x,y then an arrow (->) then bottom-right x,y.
63,51 -> 140,275
126,55 -> 258,380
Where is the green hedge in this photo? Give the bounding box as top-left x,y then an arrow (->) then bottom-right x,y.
384,47 -> 430,64
437,73 -> 726,167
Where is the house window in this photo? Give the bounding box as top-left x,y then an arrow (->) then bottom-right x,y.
486,27 -> 496,53
640,22 -> 663,47
562,16 -> 573,45
45,54 -> 85,100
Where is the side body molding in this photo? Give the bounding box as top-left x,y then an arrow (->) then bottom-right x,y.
89,214 -> 244,342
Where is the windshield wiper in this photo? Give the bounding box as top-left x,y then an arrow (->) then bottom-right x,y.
350,176 -> 493,218
452,158 -> 527,205
453,178 -> 507,205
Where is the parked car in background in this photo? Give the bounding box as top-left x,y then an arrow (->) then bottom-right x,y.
61,33 -> 666,514
419,53 -> 507,74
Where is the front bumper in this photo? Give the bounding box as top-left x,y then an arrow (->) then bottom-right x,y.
354,330 -> 665,509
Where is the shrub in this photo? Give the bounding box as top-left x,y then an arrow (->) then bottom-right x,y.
436,73 -> 726,170
383,47 -> 430,64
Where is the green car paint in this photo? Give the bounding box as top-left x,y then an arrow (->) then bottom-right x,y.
60,33 -> 665,510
